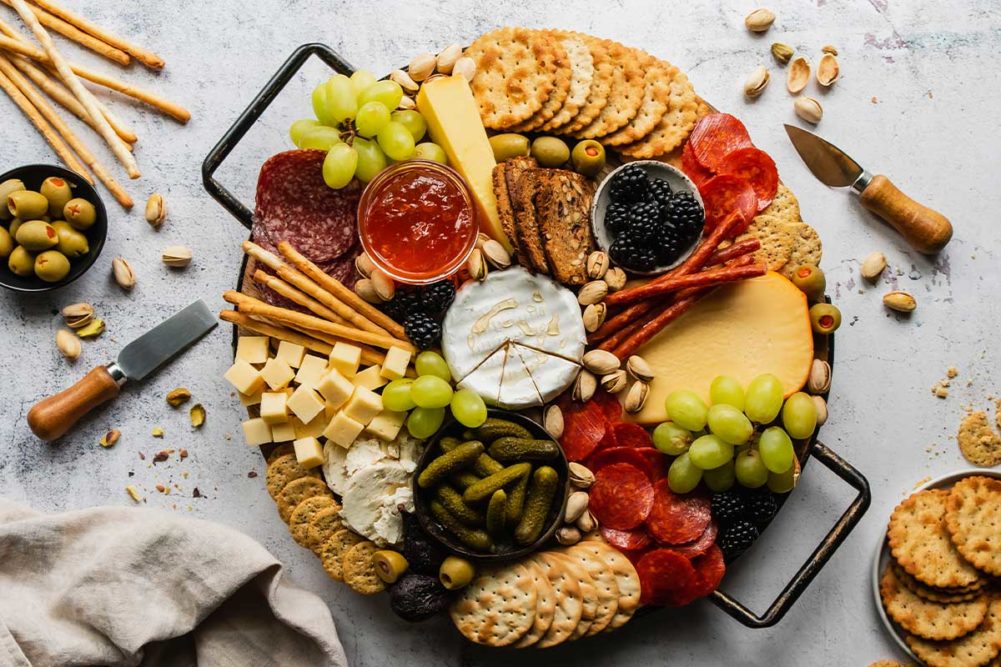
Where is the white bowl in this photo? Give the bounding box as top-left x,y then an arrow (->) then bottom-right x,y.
589,160 -> 705,276
870,468 -> 1001,662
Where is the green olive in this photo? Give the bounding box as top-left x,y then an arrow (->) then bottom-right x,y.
0,179 -> 25,221
7,190 -> 48,221
372,549 -> 409,584
7,245 -> 34,277
34,250 -> 71,283
40,176 -> 73,217
571,139 -> 606,178
439,555 -> 476,590
790,264 -> 826,302
63,198 -> 97,230
0,226 -> 12,259
8,218 -> 23,239
488,133 -> 530,162
51,221 -> 89,259
15,220 -> 59,251
530,136 -> 571,168
809,303 -> 842,335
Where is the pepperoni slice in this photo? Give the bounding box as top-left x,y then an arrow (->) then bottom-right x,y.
636,549 -> 698,606
589,447 -> 659,481
559,396 -> 608,462
688,113 -> 753,172
593,425 -> 619,454
611,423 -> 653,449
671,520 -> 719,559
698,174 -> 758,235
689,544 -> 726,597
588,463 -> 655,530
600,526 -> 652,552
593,390 -> 623,423
682,141 -> 713,188
645,479 -> 712,545
717,146 -> 779,212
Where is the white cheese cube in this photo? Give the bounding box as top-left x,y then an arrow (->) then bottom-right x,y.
271,421 -> 296,442
342,386 -> 383,425
275,340 -> 306,369
259,391 -> 289,425
293,437 -> 324,468
287,385 -> 325,424
328,342 -> 362,378
323,411 -> 365,448
316,369 -> 355,409
241,417 -> 272,446
224,360 -> 265,395
353,364 -> 389,391
294,354 -> 328,388
365,410 -> 407,441
238,388 -> 263,407
235,336 -> 270,364
294,414 -> 326,439
260,357 -> 295,390
380,346 -> 411,380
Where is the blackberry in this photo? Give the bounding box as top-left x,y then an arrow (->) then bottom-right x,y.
625,200 -> 662,241
718,519 -> 760,562
382,289 -> 422,321
647,178 -> 674,216
404,312 -> 442,350
711,490 -> 747,526
665,191 -> 705,240
653,220 -> 688,265
609,236 -> 658,273
420,281 -> 455,316
608,164 -> 650,204
745,491 -> 779,526
604,200 -> 631,235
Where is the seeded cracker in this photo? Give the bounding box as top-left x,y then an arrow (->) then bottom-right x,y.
266,453 -> 319,499
620,63 -> 698,158
342,541 -> 385,595
737,214 -> 795,271
513,559 -> 557,648
946,476 -> 1001,577
603,54 -> 672,146
571,41 -> 645,140
532,552 -> 583,648
507,29 -> 572,132
905,597 -> 1001,667
276,476 -> 331,522
449,562 -> 538,646
781,222 -> 823,276
880,567 -> 989,641
289,495 -> 337,547
757,182 -> 802,225
538,32 -> 595,132
561,35 -> 615,134
957,410 -> 1001,467
307,505 -> 345,553
319,529 -> 363,582
266,443 -> 294,464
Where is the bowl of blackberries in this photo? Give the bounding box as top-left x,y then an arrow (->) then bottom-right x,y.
591,161 -> 705,275
378,279 -> 456,350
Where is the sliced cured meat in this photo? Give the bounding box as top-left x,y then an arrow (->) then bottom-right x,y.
689,544 -> 726,597
593,390 -> 622,423
559,396 -> 608,462
588,463 -> 654,530
636,549 -> 698,606
717,146 -> 779,212
593,425 -> 618,454
688,113 -> 752,172
611,423 -> 653,449
600,526 -> 652,552
681,141 -> 712,188
645,479 -> 711,545
698,174 -> 757,236
671,521 -> 719,559
589,447 -> 655,478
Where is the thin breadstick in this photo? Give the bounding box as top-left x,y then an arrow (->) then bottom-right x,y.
0,33 -> 189,122
220,310 -> 332,357
0,65 -> 90,181
30,0 -> 165,69
251,269 -> 346,325
0,54 -> 131,207
277,241 -> 408,340
0,0 -> 129,64
256,316 -> 387,366
9,0 -> 139,178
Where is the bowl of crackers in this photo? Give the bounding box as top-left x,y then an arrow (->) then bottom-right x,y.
872,469 -> 1001,666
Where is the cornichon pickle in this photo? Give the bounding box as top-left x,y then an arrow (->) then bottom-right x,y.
473,451 -> 504,477
430,499 -> 493,552
504,472 -> 530,525
463,462 -> 531,503
486,489 -> 507,535
475,417 -> 533,441
449,470 -> 482,490
438,436 -> 462,452
488,437 -> 560,462
434,484 -> 484,526
417,441 -> 484,489
514,466 -> 560,546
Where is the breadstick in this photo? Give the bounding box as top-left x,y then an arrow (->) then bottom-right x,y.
220,310 -> 332,357
9,0 -> 138,178
30,0 -> 165,69
0,0 -> 130,65
0,66 -> 90,181
251,269 -> 347,325
278,241 -> 407,340
261,317 -> 386,365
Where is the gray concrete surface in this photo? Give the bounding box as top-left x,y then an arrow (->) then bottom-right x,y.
2,1 -> 999,665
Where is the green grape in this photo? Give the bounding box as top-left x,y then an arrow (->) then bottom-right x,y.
415,351 -> 451,381
349,70 -> 378,97
450,389 -> 487,428
382,379 -> 416,412
709,375 -> 745,410
414,142 -> 447,164
703,460 -> 736,492
359,80 -> 404,112
407,407 -> 445,439
322,144 -> 357,189
652,422 -> 692,456
289,118 -> 321,147
323,74 -> 358,123
668,452 -> 703,494
299,126 -> 343,151
744,373 -> 784,424
767,464 -> 797,494
377,121 -> 417,161
688,434 -> 734,470
411,375 -> 454,409
391,110 -> 427,142
355,101 -> 391,138
311,81 -> 335,126
734,448 -> 769,488
353,137 -> 388,183
664,390 -> 708,432
758,426 -> 795,474
781,392 -> 818,440
706,403 -> 753,445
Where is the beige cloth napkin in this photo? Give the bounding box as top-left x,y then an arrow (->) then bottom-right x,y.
0,498 -> 347,667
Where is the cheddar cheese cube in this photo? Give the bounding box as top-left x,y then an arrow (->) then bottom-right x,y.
365,410 -> 407,441
235,336 -> 270,364
294,354 -> 328,388
238,388 -> 263,407
275,340 -> 306,369
293,437 -> 324,469
259,391 -> 289,425
294,414 -> 326,440
271,421 -> 296,442
260,357 -> 295,390
224,360 -> 265,395
323,411 -> 365,448
380,346 -> 411,380
328,342 -> 362,378
241,417 -> 272,446
354,364 -> 389,391
316,369 -> 355,410
342,386 -> 383,425
287,385 -> 325,424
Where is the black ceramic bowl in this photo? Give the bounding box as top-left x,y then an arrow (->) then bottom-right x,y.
0,164 -> 107,293
413,409 -> 569,563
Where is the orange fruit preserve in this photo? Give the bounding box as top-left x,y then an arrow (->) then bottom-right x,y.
358,160 -> 477,284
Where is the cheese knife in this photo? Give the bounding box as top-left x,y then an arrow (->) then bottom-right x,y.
784,124 -> 952,254
28,300 -> 217,441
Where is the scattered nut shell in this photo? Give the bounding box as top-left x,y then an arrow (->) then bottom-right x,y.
61,302 -> 93,329
586,251 -> 609,280
436,44 -> 462,74
568,462 -> 595,489
582,349 -> 621,375
794,96 -> 823,124
162,245 -> 192,268
466,248 -> 487,281
397,96 -> 416,111
771,42 -> 794,64
576,509 -> 597,533
564,491 -> 589,524
189,403 -> 206,428
604,267 -> 627,291
125,485 -> 141,502
55,328 -> 80,360
354,278 -> 383,304
556,526 -> 582,546
355,253 -> 375,278
423,73 -> 447,86
152,426 -> 164,438
883,290 -> 917,312
370,269 -> 395,302
100,429 -> 120,448
145,193 -> 166,228
573,369 -> 597,402
475,232 -> 491,249
408,52 -> 436,82
600,369 -> 628,394
451,56 -> 476,82
111,256 -> 135,290
745,8 -> 776,32
390,69 -> 419,94
76,318 -> 104,338
860,251 -> 887,282
481,239 -> 511,269
787,57 -> 810,94
624,381 -> 650,413
577,280 -> 608,306
166,387 -> 191,407
817,53 -> 840,87
808,358 -> 832,394
544,404 -> 564,439
744,66 -> 770,98
625,355 -> 654,383
582,303 -> 607,333
812,395 -> 829,426
821,44 -> 838,56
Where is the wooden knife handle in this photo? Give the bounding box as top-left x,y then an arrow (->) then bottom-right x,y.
27,365 -> 121,441
859,174 -> 953,254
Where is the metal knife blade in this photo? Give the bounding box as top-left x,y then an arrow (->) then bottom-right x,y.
115,300 -> 217,382
784,124 -> 867,190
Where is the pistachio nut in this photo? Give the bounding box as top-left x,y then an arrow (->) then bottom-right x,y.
389,68 -> 419,94
604,266 -> 627,292
577,280 -> 608,306
860,251 -> 887,282
152,426 -> 164,438
354,278 -> 383,304
555,525 -> 582,546
451,56 -> 476,82
564,491 -> 589,523
112,256 -> 135,290
787,57 -> 810,94
808,358 -> 832,394
568,462 -> 595,489
162,245 -> 192,268
883,290 -> 917,312
771,42 -> 794,65
76,318 -> 104,338
61,302 -> 94,329
576,509 -> 597,533
408,52 -> 437,82
600,369 -> 629,394
582,302 -> 607,333
166,387 -> 192,407
544,404 -> 564,439
189,403 -> 206,428
812,395 -> 829,426
56,328 -> 81,360
624,380 -> 650,413
370,269 -> 395,302
625,355 -> 654,383
481,239 -> 511,269
586,251 -> 609,280
744,8 -> 776,32
466,248 -> 487,281
435,44 -> 463,74
573,369 -> 597,402
144,193 -> 166,228
397,96 -> 416,111
475,232 -> 491,249
355,253 -> 375,278
744,66 -> 770,99
422,73 -> 446,86
794,96 -> 823,124
99,428 -> 121,448
821,44 -> 838,56
582,349 -> 621,375
816,53 -> 840,87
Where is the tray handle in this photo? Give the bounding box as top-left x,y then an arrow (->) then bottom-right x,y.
201,43 -> 355,229
709,441 -> 870,628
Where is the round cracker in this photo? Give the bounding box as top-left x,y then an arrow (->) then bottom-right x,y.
537,32 -> 594,133
905,597 -> 1001,667
603,54 -> 672,146
513,559 -> 557,648
266,443 -> 294,464
449,562 -> 537,647
945,476 -> 1001,577
318,529 -> 363,582
532,553 -> 583,648
561,543 -> 620,635
893,563 -> 986,604
757,182 -> 801,224
880,567 -> 988,641
307,505 -> 345,553
571,41 -> 644,140
558,35 -> 614,134
619,63 -> 697,158
545,553 -> 596,640
737,214 -> 796,271
508,29 -> 572,132
276,476 -> 330,523
289,495 -> 337,547
957,411 -> 1001,468
266,453 -> 318,499
341,541 -> 385,595
577,540 -> 641,630
780,222 -> 823,276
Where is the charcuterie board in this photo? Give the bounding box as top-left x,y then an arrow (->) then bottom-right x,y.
204,31 -> 871,642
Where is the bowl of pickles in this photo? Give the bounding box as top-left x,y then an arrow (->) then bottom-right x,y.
0,164 -> 107,293
413,410 -> 569,562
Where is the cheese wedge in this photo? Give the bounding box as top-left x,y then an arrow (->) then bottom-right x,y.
417,76 -> 508,251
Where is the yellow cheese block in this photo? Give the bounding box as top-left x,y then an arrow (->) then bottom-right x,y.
416,76 -> 508,251
629,273 -> 814,425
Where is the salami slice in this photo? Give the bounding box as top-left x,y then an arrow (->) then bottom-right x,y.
611,423 -> 653,449
689,544 -> 726,597
588,463 -> 655,530
559,396 -> 608,462
593,390 -> 623,423
688,113 -> 753,172
698,174 -> 758,235
589,447 -> 658,480
600,526 -> 652,552
636,548 -> 698,606
645,479 -> 712,545
670,520 -> 718,559
681,141 -> 713,188
717,146 -> 779,212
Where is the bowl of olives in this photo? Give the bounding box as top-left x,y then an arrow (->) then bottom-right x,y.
0,164 -> 107,293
